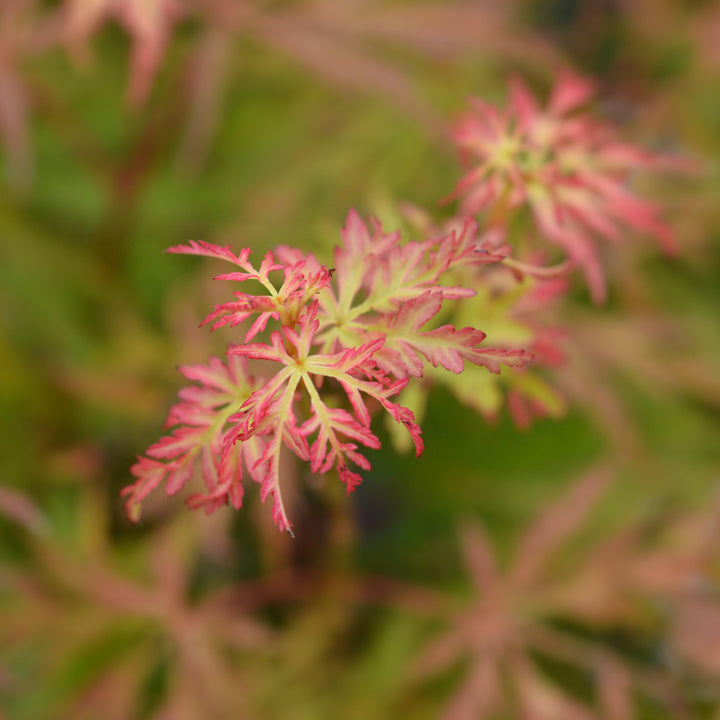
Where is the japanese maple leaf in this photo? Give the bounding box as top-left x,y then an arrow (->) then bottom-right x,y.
332,210 -> 501,314
412,468 -> 720,719
167,240 -> 333,340
121,354 -> 264,523
227,301 -> 422,533
311,210 -> 505,358
370,290 -> 532,378
412,469 -> 623,719
11,519 -> 272,719
386,206 -> 568,431
449,71 -> 682,301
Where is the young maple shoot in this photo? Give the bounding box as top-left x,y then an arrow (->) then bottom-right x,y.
124,72 -> 680,534
123,211 -> 533,533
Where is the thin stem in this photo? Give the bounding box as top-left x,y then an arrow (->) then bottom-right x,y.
323,469 -> 356,573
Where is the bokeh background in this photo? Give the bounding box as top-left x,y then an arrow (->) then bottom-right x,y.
1,1 -> 720,718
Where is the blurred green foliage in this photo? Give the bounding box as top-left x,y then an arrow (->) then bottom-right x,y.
1,1 -> 720,718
